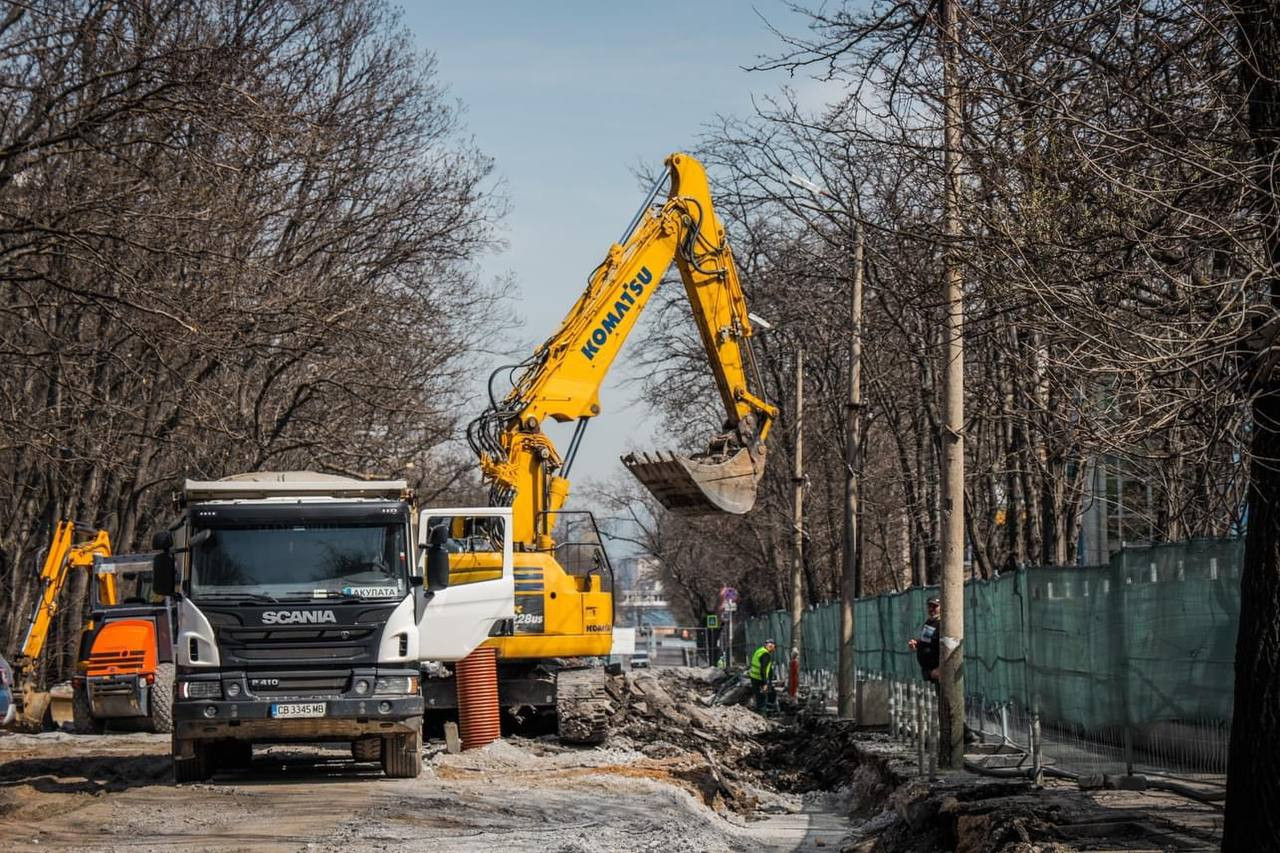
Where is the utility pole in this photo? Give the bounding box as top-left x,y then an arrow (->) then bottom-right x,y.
786,172 -> 864,720
838,228 -> 865,721
790,347 -> 806,671
938,0 -> 967,770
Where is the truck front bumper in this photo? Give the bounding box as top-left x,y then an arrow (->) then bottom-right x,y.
174,695 -> 423,742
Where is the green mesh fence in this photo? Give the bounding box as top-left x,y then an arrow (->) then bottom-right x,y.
742,538 -> 1242,729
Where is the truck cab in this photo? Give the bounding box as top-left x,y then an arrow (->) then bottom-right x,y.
153,472 -> 512,781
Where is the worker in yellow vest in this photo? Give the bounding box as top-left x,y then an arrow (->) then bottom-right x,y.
749,639 -> 777,712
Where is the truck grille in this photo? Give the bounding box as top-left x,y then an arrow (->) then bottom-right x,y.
218,626 -> 377,664
199,602 -> 396,668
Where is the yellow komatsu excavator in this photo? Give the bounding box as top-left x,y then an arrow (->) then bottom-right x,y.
422,153 -> 777,742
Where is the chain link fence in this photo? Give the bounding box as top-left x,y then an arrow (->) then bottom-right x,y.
740,538 -> 1241,788
637,626 -> 715,667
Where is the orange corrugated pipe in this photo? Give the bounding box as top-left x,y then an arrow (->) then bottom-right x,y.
455,646 -> 501,750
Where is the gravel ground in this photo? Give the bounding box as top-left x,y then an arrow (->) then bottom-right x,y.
0,730 -> 850,852
2,668 -> 1218,851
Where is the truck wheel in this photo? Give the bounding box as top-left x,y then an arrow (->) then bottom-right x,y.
71,682 -> 105,735
352,735 -> 382,762
149,663 -> 175,734
380,729 -> 422,778
173,737 -> 213,783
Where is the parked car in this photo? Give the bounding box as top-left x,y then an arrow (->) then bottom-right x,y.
0,655 -> 14,727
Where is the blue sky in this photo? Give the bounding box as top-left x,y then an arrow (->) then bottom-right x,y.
404,2 -> 834,491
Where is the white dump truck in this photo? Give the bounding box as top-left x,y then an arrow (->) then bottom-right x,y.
151,472 -> 513,781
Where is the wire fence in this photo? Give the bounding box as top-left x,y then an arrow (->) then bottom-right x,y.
739,538 -> 1241,788
638,626 -> 715,667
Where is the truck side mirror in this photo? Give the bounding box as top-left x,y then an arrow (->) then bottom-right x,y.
426,525 -> 450,592
153,551 -> 176,596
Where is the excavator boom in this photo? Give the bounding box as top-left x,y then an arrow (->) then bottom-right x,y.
468,153 -> 777,545
18,522 -> 113,669
440,153 -> 778,744
10,521 -> 112,729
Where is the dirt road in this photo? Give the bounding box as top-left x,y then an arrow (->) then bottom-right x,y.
0,732 -> 849,852
0,667 -> 1223,852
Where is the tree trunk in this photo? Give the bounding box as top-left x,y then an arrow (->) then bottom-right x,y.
1225,3 -> 1280,848
1226,390 -> 1280,849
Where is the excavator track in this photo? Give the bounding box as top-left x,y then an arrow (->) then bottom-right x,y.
555,668 -> 611,745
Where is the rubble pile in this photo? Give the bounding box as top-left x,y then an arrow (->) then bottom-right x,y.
595,666 -> 777,812
598,666 -> 886,817
849,778 -> 1086,853
607,666 -> 768,746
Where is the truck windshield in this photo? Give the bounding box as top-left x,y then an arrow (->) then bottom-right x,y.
191,523 -> 408,601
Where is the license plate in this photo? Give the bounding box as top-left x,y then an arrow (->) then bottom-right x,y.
270,702 -> 326,718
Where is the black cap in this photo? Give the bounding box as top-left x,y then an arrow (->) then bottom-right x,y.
927,597 -> 940,606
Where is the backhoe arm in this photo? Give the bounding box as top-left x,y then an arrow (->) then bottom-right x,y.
467,153 -> 777,547
17,522 -> 112,680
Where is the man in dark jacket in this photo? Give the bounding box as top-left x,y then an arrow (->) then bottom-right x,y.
908,597 -> 941,682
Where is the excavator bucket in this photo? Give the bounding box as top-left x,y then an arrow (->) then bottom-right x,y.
8,682 -> 69,732
622,445 -> 766,515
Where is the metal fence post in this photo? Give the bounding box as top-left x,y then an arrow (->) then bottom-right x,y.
927,691 -> 938,780
916,684 -> 926,774
889,680 -> 898,739
897,681 -> 905,740
1031,709 -> 1043,785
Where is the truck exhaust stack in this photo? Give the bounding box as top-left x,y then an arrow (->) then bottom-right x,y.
622,445 -> 766,515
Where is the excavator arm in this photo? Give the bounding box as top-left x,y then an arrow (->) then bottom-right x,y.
467,153 -> 777,547
10,521 -> 112,727
18,522 -> 114,672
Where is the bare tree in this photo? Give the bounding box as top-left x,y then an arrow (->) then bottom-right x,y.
0,1 -> 507,682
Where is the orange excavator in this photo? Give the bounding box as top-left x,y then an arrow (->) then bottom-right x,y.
8,521 -> 174,733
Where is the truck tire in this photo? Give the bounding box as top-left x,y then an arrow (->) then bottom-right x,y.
71,682 -> 105,735
173,737 -> 213,783
352,735 -> 382,762
380,729 -> 422,778
149,663 -> 175,734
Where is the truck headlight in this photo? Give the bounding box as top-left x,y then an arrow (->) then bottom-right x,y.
374,676 -> 419,695
180,681 -> 222,700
